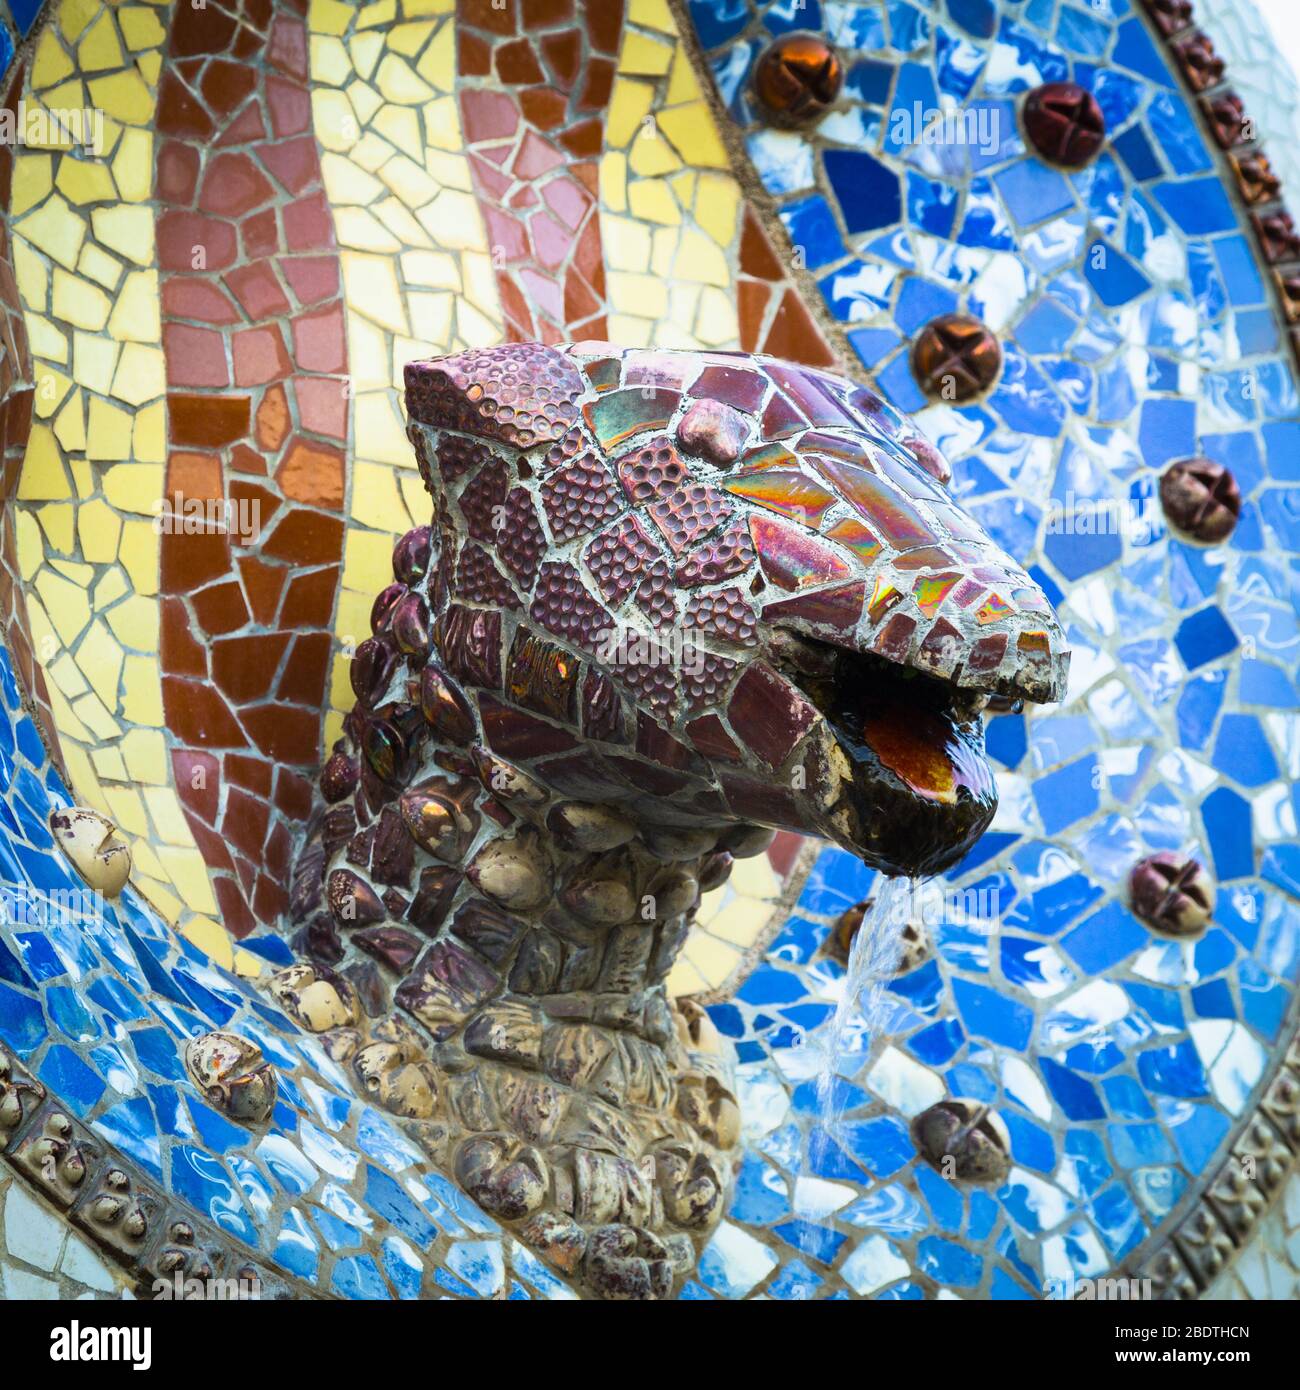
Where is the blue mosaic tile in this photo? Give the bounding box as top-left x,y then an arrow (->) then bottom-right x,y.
37,1043 -> 105,1117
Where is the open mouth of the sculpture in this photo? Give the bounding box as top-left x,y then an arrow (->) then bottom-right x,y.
778,633 -> 1001,878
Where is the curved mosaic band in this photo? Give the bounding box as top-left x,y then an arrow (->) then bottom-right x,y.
155,0 -> 348,940
0,59 -> 61,775
456,0 -> 624,343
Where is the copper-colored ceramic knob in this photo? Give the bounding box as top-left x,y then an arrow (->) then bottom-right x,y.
911,314 -> 1002,402
1159,458 -> 1240,544
1129,852 -> 1215,938
912,1100 -> 1011,1186
753,33 -> 843,126
1022,82 -> 1106,168
1141,0 -> 1193,39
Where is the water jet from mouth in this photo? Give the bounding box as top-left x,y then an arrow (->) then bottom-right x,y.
798,875 -> 919,1244
816,874 -> 916,1124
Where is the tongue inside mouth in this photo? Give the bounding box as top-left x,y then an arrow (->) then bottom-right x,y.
853,702 -> 994,806
821,651 -> 999,877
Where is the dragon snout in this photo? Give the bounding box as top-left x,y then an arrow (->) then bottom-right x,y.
737,438 -> 1070,708
403,341 -> 1070,877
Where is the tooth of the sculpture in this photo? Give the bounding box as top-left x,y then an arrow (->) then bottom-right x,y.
466,827 -> 551,911
269,964 -> 360,1033
546,802 -> 637,852
47,807 -> 132,896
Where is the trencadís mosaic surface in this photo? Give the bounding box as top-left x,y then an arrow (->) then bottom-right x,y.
0,641 -> 589,1300
0,0 -> 1295,1300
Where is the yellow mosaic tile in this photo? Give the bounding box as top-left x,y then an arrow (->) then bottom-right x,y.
54,155 -> 116,206
10,0 -> 213,939
119,6 -> 166,52
309,1 -> 503,750
619,30 -> 675,77
87,69 -> 153,125
599,10 -> 743,351
232,948 -> 266,979
672,848 -> 792,998
629,0 -> 676,30
181,916 -> 236,973
17,193 -> 87,268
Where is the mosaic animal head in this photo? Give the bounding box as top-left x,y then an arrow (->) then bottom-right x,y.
397,344 -> 1068,878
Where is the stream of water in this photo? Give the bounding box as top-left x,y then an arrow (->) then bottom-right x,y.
808,874 -> 919,1176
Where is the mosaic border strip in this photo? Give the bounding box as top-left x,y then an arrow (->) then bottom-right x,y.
1130,1029 -> 1300,1297
1145,1 -> 1300,369
1109,0 -> 1300,1298
0,1037 -> 305,1300
665,0 -> 850,370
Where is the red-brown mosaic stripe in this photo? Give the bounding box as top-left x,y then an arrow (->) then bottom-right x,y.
155,0 -> 348,937
456,0 -> 624,343
0,61 -> 64,768
736,206 -> 837,368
